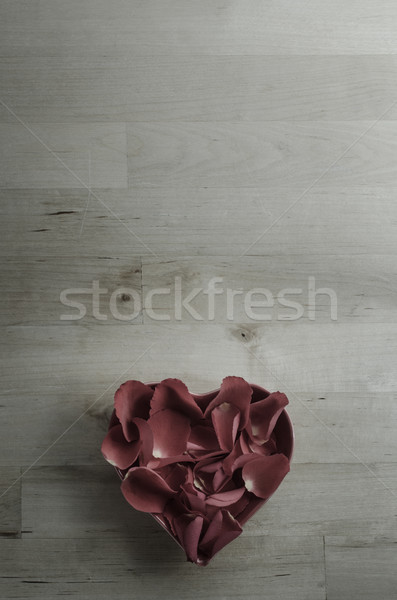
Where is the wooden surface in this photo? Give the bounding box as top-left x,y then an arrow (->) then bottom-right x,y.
0,1 -> 396,599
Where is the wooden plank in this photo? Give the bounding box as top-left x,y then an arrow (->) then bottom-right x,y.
127,121 -> 397,188
0,0 -> 397,56
0,123 -> 127,189
142,255 -> 397,324
287,393 -> 397,464
1,188 -> 396,258
0,535 -> 325,599
0,389 -> 115,467
0,388 -> 395,466
1,56 -> 397,122
21,464 -> 397,540
325,535 -> 397,600
245,464 -> 397,538
1,253 -> 396,326
0,324 -> 396,469
0,257 -> 142,326
1,323 -> 397,395
0,468 -> 21,538
21,466 -> 159,539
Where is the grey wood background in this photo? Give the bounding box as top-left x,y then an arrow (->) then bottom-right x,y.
0,1 -> 396,599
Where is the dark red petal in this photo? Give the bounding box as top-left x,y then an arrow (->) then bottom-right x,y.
101,423 -> 141,470
212,466 -> 230,493
248,392 -> 289,443
121,467 -> 176,512
211,403 -> 240,452
173,514 -> 204,564
150,378 -> 203,421
147,454 -> 195,470
222,438 -> 244,476
249,435 -> 277,456
181,484 -> 207,513
204,376 -> 252,429
206,487 -> 246,507
199,509 -> 223,548
199,509 -> 242,559
187,424 -> 220,452
242,454 -> 290,499
130,417 -> 153,466
148,409 -> 191,458
240,429 -> 252,454
160,463 -> 190,492
227,493 -> 251,519
114,380 -> 153,441
232,453 -> 260,472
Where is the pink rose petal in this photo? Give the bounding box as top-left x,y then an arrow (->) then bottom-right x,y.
121,467 -> 176,513
101,423 -> 141,470
211,402 -> 240,452
115,380 -> 153,441
150,378 -> 203,421
147,454 -> 195,470
187,424 -> 220,452
173,513 -> 204,564
159,463 -> 190,492
222,438 -> 244,476
148,408 -> 191,458
181,483 -> 207,513
206,487 -> 246,507
204,376 -> 252,429
248,391 -> 289,443
242,454 -> 290,499
227,492 -> 251,519
130,417 -> 153,466
199,509 -> 242,559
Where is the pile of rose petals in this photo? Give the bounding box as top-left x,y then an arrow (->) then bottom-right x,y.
101,376 -> 292,565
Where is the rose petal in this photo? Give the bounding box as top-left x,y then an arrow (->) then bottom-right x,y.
248,435 -> 278,456
130,417 -> 153,466
181,483 -> 207,513
206,487 -> 246,507
222,438 -> 244,476
173,513 -> 204,564
204,376 -> 252,429
115,380 -> 153,441
101,423 -> 141,470
121,467 -> 176,512
248,391 -> 289,443
148,408 -> 191,458
150,378 -> 203,421
147,454 -> 195,469
211,402 -> 240,452
227,492 -> 251,519
199,509 -> 242,559
187,424 -> 220,452
242,454 -> 290,499
159,463 -> 190,492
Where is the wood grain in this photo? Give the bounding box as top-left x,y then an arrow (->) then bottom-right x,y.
0,0 -> 397,56
0,257 -> 142,326
1,323 -> 397,394
325,536 -> 397,600
141,256 -> 397,323
127,121 -> 397,188
0,468 -> 21,538
0,123 -> 127,189
21,464 -> 397,539
1,56 -> 397,122
0,536 -> 325,599
1,0 -> 397,596
1,188 -> 396,258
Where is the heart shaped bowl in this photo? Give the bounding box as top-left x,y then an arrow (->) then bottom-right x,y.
107,380 -> 294,562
